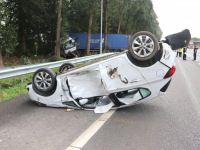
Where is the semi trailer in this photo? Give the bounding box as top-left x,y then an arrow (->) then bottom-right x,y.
69,33 -> 131,53
61,33 -> 132,58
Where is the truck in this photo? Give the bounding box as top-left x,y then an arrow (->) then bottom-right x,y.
60,37 -> 78,58
69,33 -> 131,53
188,41 -> 194,49
60,33 -> 131,58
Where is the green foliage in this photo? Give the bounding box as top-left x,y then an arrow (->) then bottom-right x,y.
67,0 -> 162,39
47,55 -> 66,62
60,0 -> 70,46
191,37 -> 200,41
0,0 -> 163,60
2,0 -> 58,57
0,74 -> 33,102
0,1 -> 18,56
0,64 -> 85,102
20,56 -> 32,65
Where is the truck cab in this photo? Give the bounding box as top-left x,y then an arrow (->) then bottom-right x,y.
60,37 -> 78,58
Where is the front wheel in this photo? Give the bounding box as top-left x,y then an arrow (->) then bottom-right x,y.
128,31 -> 158,61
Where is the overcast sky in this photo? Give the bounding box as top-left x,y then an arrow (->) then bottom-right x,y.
152,0 -> 200,39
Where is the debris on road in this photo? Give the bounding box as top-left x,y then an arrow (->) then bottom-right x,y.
65,109 -> 74,112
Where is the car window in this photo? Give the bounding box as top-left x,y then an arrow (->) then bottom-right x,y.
139,88 -> 151,98
116,89 -> 138,99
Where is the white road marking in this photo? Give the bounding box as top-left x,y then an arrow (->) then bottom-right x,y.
66,147 -> 80,150
66,110 -> 116,150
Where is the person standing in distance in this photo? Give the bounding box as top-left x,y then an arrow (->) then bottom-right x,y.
193,45 -> 198,61
176,48 -> 180,57
183,47 -> 187,60
179,48 -> 183,57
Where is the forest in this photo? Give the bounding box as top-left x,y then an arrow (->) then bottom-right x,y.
0,0 -> 162,68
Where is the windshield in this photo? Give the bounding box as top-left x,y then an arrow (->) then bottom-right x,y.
63,40 -> 75,50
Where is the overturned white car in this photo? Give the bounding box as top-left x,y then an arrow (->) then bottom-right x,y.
27,30 -> 191,113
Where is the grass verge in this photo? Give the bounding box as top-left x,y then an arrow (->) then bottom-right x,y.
0,64 -> 84,102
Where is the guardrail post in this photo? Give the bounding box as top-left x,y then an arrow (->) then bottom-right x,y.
21,75 -> 23,83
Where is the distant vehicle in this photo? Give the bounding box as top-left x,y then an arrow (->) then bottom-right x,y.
188,41 -> 194,49
60,37 -> 78,58
69,33 -> 131,53
27,30 -> 191,113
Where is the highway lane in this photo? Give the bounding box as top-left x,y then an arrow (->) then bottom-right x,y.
82,56 -> 200,150
0,95 -> 102,150
186,48 -> 200,61
1,55 -> 200,150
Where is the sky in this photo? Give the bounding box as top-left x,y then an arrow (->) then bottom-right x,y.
152,0 -> 200,39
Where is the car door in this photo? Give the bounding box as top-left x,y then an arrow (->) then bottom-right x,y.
99,56 -> 147,92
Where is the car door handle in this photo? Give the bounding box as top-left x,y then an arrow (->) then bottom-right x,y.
130,79 -> 140,83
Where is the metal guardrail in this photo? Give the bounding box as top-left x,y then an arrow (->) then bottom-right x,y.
0,53 -> 114,81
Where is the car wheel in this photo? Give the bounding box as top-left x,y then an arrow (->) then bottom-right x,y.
59,63 -> 76,73
128,31 -> 158,61
33,68 -> 56,93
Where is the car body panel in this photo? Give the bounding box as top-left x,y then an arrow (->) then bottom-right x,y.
67,67 -> 108,99
99,56 -> 147,92
160,43 -> 176,68
28,79 -> 67,107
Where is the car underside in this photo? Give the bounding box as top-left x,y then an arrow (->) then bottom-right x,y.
27,30 -> 191,113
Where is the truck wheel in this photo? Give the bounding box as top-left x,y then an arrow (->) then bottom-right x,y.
59,63 -> 76,73
128,31 -> 158,61
60,50 -> 66,58
33,68 -> 56,93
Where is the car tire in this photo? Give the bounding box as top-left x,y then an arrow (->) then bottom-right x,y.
33,68 -> 57,93
128,31 -> 158,61
59,63 -> 76,73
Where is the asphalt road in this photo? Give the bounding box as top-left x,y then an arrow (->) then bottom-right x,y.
1,51 -> 200,150
187,48 -> 200,61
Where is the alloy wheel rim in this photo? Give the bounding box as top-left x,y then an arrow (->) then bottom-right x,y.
132,35 -> 154,58
34,71 -> 52,90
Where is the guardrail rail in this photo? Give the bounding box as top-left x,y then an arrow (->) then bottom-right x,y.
0,53 -> 115,82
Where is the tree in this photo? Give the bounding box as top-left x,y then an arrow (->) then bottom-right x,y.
0,50 -> 3,68
0,0 -> 18,68
116,0 -> 125,34
0,1 -> 4,68
191,37 -> 200,41
86,0 -> 96,55
0,0 -> 163,62
6,0 -> 60,56
55,0 -> 62,57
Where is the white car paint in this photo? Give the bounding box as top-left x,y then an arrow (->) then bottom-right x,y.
27,43 -> 176,112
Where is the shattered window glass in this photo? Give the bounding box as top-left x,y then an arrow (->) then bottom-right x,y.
116,89 -> 138,98
139,88 -> 151,98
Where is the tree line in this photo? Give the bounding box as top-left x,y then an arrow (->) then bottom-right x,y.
191,37 -> 200,41
0,0 -> 162,68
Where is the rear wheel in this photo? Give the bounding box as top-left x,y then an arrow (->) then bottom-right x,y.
128,31 -> 158,61
33,68 -> 56,93
59,63 -> 76,73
